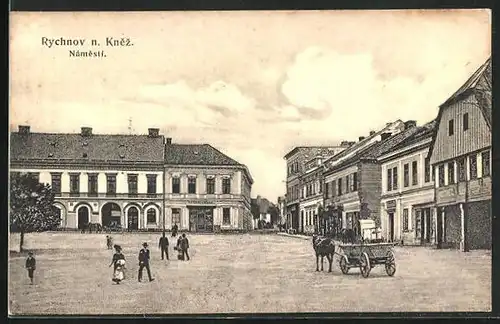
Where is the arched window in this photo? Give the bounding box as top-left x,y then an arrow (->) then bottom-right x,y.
147,209 -> 157,224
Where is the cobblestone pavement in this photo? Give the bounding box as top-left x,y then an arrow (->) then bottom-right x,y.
8,232 -> 491,314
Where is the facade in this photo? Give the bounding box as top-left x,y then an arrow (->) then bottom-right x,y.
378,120 -> 436,245
298,156 -> 327,234
284,145 -> 348,233
277,195 -> 286,227
323,120 -> 421,237
428,58 -> 492,250
163,142 -> 253,233
10,126 -> 165,230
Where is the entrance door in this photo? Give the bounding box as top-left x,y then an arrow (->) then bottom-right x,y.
102,202 -> 122,227
388,212 -> 395,242
425,208 -> 431,243
78,206 -> 89,230
128,207 -> 139,230
436,208 -> 443,248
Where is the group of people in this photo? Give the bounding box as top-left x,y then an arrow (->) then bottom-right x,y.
108,231 -> 190,285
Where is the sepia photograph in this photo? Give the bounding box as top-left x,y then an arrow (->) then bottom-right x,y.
8,9 -> 492,315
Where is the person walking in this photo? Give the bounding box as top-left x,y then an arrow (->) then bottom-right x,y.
109,245 -> 126,284
180,233 -> 190,261
158,234 -> 169,260
106,235 -> 113,250
25,252 -> 36,285
138,242 -> 154,282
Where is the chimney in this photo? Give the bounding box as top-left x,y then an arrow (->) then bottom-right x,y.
404,120 -> 417,129
148,128 -> 160,137
340,141 -> 350,147
381,132 -> 392,141
369,131 -> 375,136
81,127 -> 92,136
166,137 -> 172,145
358,136 -> 365,142
347,141 -> 356,146
18,125 -> 30,134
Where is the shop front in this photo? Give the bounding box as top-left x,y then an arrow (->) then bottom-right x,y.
188,205 -> 215,232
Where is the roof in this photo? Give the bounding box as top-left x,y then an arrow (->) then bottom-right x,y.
428,57 -> 492,161
164,144 -> 241,166
385,119 -> 437,153
283,146 -> 343,160
326,126 -> 422,173
10,132 -> 165,162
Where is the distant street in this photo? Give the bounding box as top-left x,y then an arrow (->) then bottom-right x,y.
9,233 -> 491,314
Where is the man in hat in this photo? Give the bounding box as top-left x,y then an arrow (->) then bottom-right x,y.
138,242 -> 154,282
158,233 -> 169,260
25,251 -> 36,285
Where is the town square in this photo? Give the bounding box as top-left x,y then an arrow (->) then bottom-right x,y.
9,10 -> 492,315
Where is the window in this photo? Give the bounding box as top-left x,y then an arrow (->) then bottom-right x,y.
424,157 -> 431,183
352,172 -> 358,191
402,209 -> 409,232
458,158 -> 466,182
448,119 -> 454,136
448,162 -> 455,184
188,177 -> 196,194
106,174 -> 116,196
338,178 -> 343,195
172,177 -> 180,194
223,208 -> 231,225
206,177 -> 215,194
332,180 -> 336,197
392,167 -> 398,190
319,181 -> 322,193
482,150 -> 490,177
147,209 -> 156,224
463,113 -> 469,131
345,175 -> 350,193
403,163 -> 409,187
147,175 -> 157,195
171,208 -> 181,225
50,173 -> 61,195
325,182 -> 329,197
412,161 -> 418,186
128,174 -> 138,197
222,178 -> 231,194
387,168 -> 392,191
88,173 -> 98,196
438,165 -> 445,187
301,186 -> 305,198
469,154 -> 478,180
70,173 -> 80,195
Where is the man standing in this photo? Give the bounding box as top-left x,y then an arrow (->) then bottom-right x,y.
171,223 -> 178,237
158,234 -> 169,260
180,233 -> 190,261
138,242 -> 154,282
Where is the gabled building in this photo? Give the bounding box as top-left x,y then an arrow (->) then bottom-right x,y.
427,57 -> 492,250
284,145 -> 348,233
378,120 -> 436,245
10,126 -> 165,230
163,140 -> 253,233
323,120 -> 420,237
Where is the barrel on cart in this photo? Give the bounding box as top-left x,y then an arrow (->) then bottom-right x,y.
337,242 -> 396,278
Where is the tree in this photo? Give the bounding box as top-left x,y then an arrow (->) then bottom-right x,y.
10,172 -> 61,252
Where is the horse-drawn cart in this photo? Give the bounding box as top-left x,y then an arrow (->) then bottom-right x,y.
337,242 -> 396,278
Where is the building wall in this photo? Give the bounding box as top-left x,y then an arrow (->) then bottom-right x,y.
359,161 -> 382,227
467,200 -> 491,249
163,165 -> 251,232
444,204 -> 462,248
429,94 -> 491,165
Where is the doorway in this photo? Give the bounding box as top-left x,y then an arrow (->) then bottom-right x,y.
436,208 -> 443,248
388,211 -> 395,242
78,206 -> 89,230
102,202 -> 122,227
188,206 -> 214,232
425,208 -> 431,243
127,207 -> 139,230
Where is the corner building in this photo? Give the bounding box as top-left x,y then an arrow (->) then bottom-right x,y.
10,126 -> 165,230
163,141 -> 253,233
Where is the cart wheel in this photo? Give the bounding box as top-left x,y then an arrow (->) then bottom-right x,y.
359,252 -> 371,278
385,250 -> 396,277
339,255 -> 349,274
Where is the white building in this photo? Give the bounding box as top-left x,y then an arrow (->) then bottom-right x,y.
378,120 -> 436,245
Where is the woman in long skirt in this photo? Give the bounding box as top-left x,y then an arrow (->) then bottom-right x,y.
109,245 -> 126,284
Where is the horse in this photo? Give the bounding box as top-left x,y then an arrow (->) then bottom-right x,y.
312,234 -> 336,272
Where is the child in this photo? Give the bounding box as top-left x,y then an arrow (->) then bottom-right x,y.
106,235 -> 113,250
25,252 -> 36,285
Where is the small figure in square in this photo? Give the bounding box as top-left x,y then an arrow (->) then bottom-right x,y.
171,223 -> 178,237
106,235 -> 113,250
179,233 -> 190,261
25,252 -> 36,285
158,233 -> 169,261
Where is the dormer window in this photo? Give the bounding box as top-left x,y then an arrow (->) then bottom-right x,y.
82,153 -> 88,158
48,153 -> 54,157
82,142 -> 88,146
50,142 -> 57,147
119,154 -> 125,159
119,144 -> 125,148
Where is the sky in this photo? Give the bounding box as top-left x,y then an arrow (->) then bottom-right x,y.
9,10 -> 491,202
